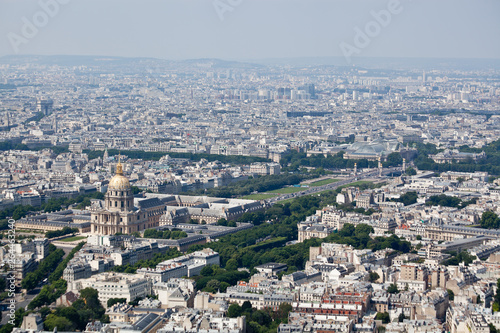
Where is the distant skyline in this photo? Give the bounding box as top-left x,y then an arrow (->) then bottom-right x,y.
1,0 -> 499,63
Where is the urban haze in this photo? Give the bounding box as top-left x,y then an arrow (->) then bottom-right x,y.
0,1 -> 500,333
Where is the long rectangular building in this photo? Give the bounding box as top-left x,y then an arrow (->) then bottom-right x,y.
425,225 -> 500,242
71,272 -> 152,307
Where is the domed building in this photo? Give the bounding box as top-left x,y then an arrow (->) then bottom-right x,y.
344,138 -> 402,161
90,160 -> 162,235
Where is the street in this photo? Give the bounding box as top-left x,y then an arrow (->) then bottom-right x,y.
0,287 -> 40,326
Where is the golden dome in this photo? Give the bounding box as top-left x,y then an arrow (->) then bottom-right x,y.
108,160 -> 130,190
108,174 -> 130,190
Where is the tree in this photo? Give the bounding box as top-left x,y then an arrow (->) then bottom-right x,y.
425,194 -> 463,208
447,289 -> 455,301
205,279 -> 221,293
225,259 -> 238,271
276,302 -> 293,322
384,152 -> 403,167
45,226 -> 79,238
12,308 -> 25,327
21,247 -> 65,291
56,306 -> 82,329
44,314 -> 74,331
0,325 -> 14,333
355,224 -> 374,238
493,278 -> 500,313
387,284 -> 399,294
405,167 -> 417,176
480,211 -> 500,229
131,186 -> 142,194
375,312 -> 390,324
217,218 -> 228,226
398,313 -> 407,322
129,297 -> 144,307
241,300 -> 253,313
396,192 -> 418,206
220,281 -> 231,293
21,272 -> 38,290
200,265 -> 214,276
251,310 -> 272,326
239,211 -> 265,226
227,303 -> 242,318
443,251 -> 476,266
107,298 -> 127,307
80,287 -> 102,309
39,307 -> 52,321
246,321 -> 261,333
496,278 -> 500,304
339,223 -> 355,237
369,271 -> 380,283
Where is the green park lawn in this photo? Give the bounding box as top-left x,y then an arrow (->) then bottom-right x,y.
266,187 -> 305,194
347,181 -> 373,186
60,236 -> 86,242
241,193 -> 278,200
306,179 -> 339,187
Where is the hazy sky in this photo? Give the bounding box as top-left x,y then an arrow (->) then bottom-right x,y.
1,0 -> 499,61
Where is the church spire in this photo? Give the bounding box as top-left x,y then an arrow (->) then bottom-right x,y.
116,153 -> 123,175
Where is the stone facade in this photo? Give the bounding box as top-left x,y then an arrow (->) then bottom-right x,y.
90,161 -> 163,235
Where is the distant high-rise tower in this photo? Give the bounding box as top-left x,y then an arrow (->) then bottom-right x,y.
36,98 -> 53,115
52,117 -> 57,133
298,84 -> 316,98
378,157 -> 382,177
354,163 -> 357,176
422,71 -> 426,83
402,158 -> 406,172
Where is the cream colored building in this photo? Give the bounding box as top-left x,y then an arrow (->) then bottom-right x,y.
90,160 -> 161,235
71,272 -> 152,307
466,314 -> 489,333
397,264 -> 428,292
20,314 -> 44,331
298,222 -> 334,242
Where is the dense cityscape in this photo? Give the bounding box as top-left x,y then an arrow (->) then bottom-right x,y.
0,54 -> 498,333
0,0 -> 500,331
